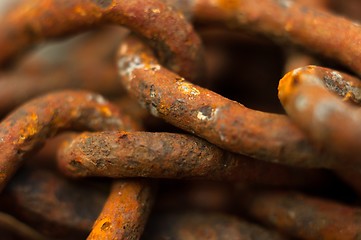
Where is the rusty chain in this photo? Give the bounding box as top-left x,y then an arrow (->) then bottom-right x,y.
0,0 -> 361,239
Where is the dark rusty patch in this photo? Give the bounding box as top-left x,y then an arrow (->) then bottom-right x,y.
291,75 -> 300,88
119,132 -> 128,139
198,106 -> 213,119
70,159 -> 82,168
101,222 -> 111,231
91,0 -> 112,8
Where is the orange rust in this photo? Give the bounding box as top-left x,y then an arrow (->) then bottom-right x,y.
0,0 -> 204,82
278,65 -> 361,167
278,71 -> 296,105
216,0 -> 239,12
117,35 -> 334,168
170,0 -> 361,77
0,0 -> 361,238
15,113 -> 39,145
0,90 -> 139,191
87,180 -> 155,240
99,106 -> 112,117
57,131 -> 333,189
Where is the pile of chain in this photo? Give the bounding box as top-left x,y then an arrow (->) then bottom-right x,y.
1,0 -> 361,239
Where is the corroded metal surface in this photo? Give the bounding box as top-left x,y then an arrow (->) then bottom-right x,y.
87,180 -> 155,240
57,131 -> 332,188
0,90 -> 137,190
170,0 -> 361,77
117,35 -> 333,167
279,65 -> 361,167
0,0 -> 361,239
0,0 -> 204,81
